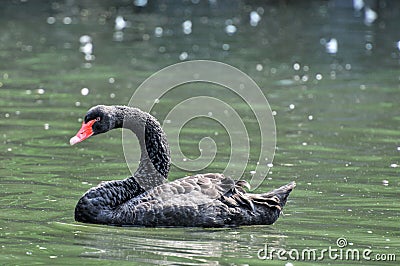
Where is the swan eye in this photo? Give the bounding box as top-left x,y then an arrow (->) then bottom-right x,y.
96,117 -> 101,121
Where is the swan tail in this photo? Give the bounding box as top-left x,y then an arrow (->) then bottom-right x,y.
254,181 -> 296,210
221,181 -> 296,212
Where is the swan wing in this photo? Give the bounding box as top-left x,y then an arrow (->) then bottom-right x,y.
110,176 -> 295,226
145,173 -> 235,205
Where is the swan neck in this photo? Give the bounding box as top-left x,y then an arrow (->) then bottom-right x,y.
115,106 -> 170,190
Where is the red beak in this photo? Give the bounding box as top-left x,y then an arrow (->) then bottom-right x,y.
69,119 -> 96,145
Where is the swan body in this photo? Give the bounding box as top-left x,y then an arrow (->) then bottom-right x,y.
71,105 -> 295,227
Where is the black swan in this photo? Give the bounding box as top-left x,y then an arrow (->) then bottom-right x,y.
70,105 -> 295,227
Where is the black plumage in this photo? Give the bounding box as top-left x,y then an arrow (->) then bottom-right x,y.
72,105 -> 295,227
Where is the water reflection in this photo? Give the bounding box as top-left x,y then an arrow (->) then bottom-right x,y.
79,35 -> 94,61
325,38 -> 338,54
75,226 -> 288,264
249,10 -> 262,27
31,0 -> 400,73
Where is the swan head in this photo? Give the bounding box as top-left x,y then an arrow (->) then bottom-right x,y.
70,105 -> 116,145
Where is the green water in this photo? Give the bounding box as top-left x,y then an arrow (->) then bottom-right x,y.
1,1 -> 399,265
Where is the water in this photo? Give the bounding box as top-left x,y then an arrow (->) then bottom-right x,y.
1,0 -> 399,265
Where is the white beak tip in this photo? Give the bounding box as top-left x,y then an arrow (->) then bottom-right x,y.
69,136 -> 81,146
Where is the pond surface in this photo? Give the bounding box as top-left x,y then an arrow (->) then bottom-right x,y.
1,0 -> 399,265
